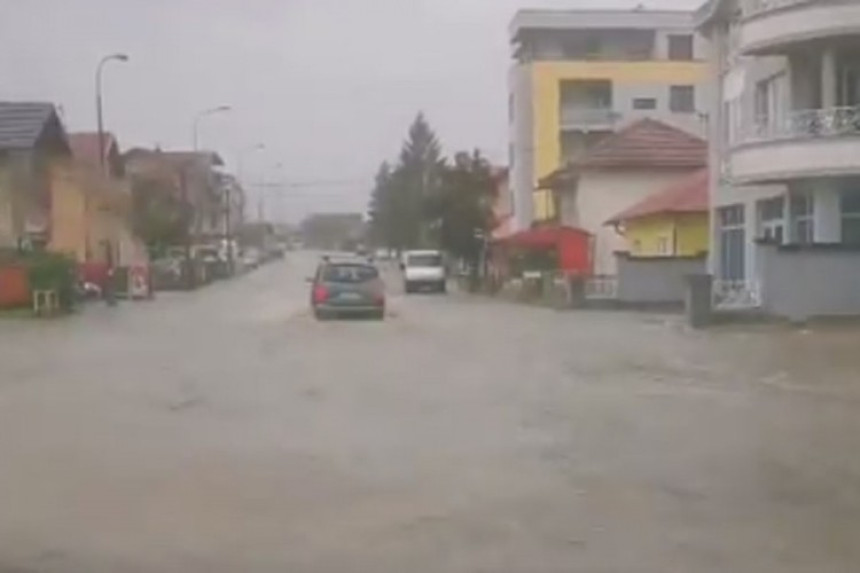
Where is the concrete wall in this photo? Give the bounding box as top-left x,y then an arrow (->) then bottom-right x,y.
757,243 -> 860,321
509,63 -> 535,230
0,160 -> 14,248
617,254 -> 706,304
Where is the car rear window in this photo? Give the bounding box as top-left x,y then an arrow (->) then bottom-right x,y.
320,264 -> 379,283
407,254 -> 442,267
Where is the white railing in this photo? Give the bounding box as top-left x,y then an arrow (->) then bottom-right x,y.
585,275 -> 618,300
560,108 -> 619,129
713,279 -> 762,310
740,105 -> 860,145
741,0 -> 815,19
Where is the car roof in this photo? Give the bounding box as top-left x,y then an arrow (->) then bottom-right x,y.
319,255 -> 375,266
405,250 -> 442,256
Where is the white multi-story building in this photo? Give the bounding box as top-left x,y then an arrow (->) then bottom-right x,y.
697,0 -> 860,320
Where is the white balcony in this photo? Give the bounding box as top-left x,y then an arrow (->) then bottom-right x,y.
730,105 -> 860,184
738,0 -> 860,55
559,108 -> 619,132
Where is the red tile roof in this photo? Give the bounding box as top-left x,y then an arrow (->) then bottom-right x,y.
605,168 -> 709,225
576,118 -> 707,169
68,132 -> 117,168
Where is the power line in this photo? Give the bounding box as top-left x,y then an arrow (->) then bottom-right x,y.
251,177 -> 370,189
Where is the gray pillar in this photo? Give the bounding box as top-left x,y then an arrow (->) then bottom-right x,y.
685,273 -> 713,329
567,276 -> 587,309
821,48 -> 838,108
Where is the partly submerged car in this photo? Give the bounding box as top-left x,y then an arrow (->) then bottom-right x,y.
310,258 -> 385,320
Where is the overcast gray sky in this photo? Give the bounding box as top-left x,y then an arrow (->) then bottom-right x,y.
1,0 -> 699,221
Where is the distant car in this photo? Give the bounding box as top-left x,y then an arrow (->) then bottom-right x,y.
402,250 -> 446,294
241,249 -> 262,270
310,258 -> 385,320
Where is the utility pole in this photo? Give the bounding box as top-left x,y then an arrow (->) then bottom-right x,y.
180,168 -> 195,290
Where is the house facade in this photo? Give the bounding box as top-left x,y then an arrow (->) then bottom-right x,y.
50,132 -> 144,265
547,118 -> 707,275
697,0 -> 860,319
490,167 -> 514,241
508,8 -> 709,229
0,102 -> 70,250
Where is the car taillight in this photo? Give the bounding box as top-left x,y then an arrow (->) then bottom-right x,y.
374,291 -> 385,305
312,284 -> 329,304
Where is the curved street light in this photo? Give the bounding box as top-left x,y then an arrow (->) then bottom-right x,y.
96,53 -> 129,172
192,105 -> 231,151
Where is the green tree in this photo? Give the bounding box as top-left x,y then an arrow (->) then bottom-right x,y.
130,177 -> 188,255
392,113 -> 446,249
436,150 -> 496,285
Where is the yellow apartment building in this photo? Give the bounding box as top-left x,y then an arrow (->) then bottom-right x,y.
507,8 -> 709,228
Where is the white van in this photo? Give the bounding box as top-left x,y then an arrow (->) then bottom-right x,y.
402,250 -> 446,294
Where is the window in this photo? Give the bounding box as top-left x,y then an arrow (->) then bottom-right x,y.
669,85 -> 695,113
757,196 -> 785,243
508,143 -> 515,169
508,94 -> 514,123
584,35 -> 602,59
667,34 -> 694,61
790,192 -> 814,244
717,205 -> 746,281
321,263 -> 379,283
632,97 -> 657,110
840,191 -> 860,245
407,254 -> 443,267
753,73 -> 786,137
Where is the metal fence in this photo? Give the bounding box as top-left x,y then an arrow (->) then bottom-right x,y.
741,106 -> 860,145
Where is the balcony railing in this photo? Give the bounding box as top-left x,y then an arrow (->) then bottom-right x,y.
559,108 -> 619,129
741,0 -> 815,19
739,105 -> 860,145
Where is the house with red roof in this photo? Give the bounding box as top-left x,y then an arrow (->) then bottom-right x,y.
605,168 -> 709,258
539,118 -> 707,275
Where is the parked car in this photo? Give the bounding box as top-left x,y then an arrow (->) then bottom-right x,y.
241,248 -> 262,270
309,257 -> 385,320
402,250 -> 446,294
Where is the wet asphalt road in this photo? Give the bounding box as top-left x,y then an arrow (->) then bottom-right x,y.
1,252 -> 860,572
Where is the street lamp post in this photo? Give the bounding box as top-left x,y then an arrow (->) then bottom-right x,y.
192,105 -> 231,151
95,53 -> 129,174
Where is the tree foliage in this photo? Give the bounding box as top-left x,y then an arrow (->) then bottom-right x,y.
369,113 -> 445,250
368,114 -> 497,274
435,150 -> 495,265
130,177 -> 188,252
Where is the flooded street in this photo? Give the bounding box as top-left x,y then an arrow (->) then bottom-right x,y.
1,253 -> 859,572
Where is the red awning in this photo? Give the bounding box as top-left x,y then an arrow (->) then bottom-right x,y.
495,225 -> 590,249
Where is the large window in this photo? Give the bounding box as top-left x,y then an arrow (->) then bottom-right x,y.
753,73 -> 787,137
632,97 -> 657,110
757,196 -> 785,243
669,85 -> 696,113
667,34 -> 694,61
841,190 -> 860,244
790,192 -> 814,244
718,204 -> 746,281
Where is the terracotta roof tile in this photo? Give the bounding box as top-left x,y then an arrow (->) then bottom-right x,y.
606,168 -> 709,225
576,118 -> 707,169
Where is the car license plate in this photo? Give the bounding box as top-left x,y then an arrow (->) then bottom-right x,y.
339,292 -> 362,300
